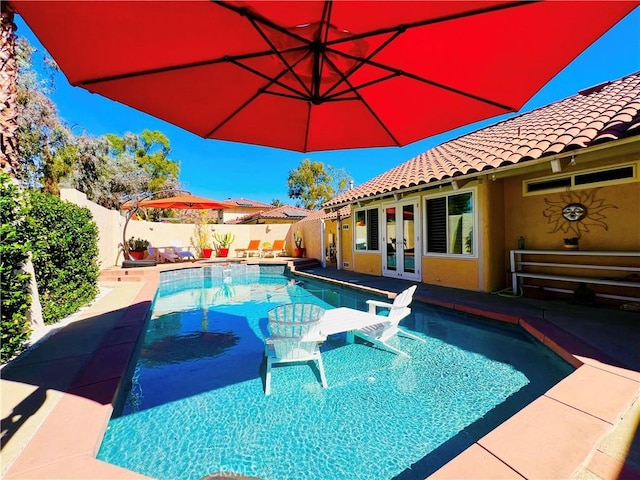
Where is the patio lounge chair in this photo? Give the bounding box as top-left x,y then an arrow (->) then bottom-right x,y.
234,239 -> 261,258
170,241 -> 196,261
147,245 -> 180,263
261,239 -> 286,258
264,303 -> 327,395
320,285 -> 424,358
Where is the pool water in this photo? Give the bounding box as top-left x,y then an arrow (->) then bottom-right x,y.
97,265 -> 572,480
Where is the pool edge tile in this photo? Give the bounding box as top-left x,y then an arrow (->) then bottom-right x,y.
428,444 -> 525,479
477,395 -> 612,480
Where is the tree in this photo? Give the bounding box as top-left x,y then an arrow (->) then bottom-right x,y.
104,130 -> 181,213
12,34 -> 183,209
0,3 -> 19,179
287,158 -> 351,210
14,36 -> 74,194
271,198 -> 284,207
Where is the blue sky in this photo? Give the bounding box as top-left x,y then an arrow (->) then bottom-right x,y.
16,8 -> 640,205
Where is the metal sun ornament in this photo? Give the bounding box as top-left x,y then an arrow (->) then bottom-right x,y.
543,188 -> 618,238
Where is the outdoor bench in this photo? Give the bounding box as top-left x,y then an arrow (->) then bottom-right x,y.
509,249 -> 640,300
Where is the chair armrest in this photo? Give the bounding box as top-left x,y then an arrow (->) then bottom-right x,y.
366,299 -> 393,314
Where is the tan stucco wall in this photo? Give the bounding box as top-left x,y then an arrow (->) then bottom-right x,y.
292,219 -> 322,260
354,252 -> 382,276
482,178 -> 507,291
339,217 -> 353,270
503,152 -> 640,254
421,256 -> 480,290
60,189 -> 121,269
61,189 -> 293,268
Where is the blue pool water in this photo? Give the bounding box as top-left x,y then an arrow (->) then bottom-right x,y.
97,265 -> 572,480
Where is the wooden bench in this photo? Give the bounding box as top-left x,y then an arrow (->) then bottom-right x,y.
510,250 -> 640,300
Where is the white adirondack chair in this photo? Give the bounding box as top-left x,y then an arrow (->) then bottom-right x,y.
348,285 -> 424,357
264,303 -> 327,395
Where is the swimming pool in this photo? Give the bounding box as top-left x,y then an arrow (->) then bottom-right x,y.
97,265 -> 572,479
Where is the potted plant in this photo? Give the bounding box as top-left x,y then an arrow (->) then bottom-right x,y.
293,229 -> 305,258
127,236 -> 149,260
191,212 -> 214,258
213,231 -> 235,258
563,237 -> 579,250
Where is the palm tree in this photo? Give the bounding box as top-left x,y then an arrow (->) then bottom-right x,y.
0,2 -> 19,179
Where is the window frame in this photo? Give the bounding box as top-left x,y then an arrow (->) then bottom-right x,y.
353,206 -> 380,252
422,188 -> 478,258
523,162 -> 638,196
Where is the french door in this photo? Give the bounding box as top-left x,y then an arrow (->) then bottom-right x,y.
382,200 -> 421,281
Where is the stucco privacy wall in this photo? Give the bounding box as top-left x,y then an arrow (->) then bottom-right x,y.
60,189 -> 293,267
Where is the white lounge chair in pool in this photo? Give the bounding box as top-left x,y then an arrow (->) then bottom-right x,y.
320,285 -> 424,358
264,303 -> 327,395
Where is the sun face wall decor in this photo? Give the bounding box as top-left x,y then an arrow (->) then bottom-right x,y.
543,188 -> 618,238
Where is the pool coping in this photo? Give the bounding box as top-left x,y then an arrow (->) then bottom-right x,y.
2,262 -> 639,479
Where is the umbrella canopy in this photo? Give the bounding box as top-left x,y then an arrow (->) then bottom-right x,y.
13,1 -> 637,152
121,194 -> 232,211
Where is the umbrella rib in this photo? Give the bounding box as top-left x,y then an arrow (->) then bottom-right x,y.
318,0 -> 530,111
315,0 -> 334,100
243,13 -> 313,97
324,73 -> 399,102
216,0 -> 316,46
206,56 -> 313,137
79,50 -> 283,86
321,29 -> 403,99
332,48 -> 516,112
334,70 -> 401,146
225,56 -> 310,101
323,1 -> 535,48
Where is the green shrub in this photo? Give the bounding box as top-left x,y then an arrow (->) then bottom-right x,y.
26,191 -> 99,324
0,173 -> 33,362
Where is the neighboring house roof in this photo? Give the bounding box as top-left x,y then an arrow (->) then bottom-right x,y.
224,198 -> 275,208
300,205 -> 351,223
325,71 -> 640,208
227,205 -> 315,224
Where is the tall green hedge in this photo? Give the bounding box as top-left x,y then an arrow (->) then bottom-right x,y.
27,191 -> 100,324
0,174 -> 33,362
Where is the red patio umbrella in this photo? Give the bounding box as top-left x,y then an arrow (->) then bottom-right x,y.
121,194 -> 232,211
12,1 -> 638,152
119,193 -> 232,262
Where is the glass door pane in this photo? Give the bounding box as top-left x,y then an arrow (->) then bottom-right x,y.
402,204 -> 415,274
385,207 -> 397,271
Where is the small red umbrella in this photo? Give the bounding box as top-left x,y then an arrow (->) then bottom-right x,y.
119,193 -> 231,262
121,194 -> 232,211
12,1 -> 637,152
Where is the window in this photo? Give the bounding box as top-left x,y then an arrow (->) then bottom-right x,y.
354,208 -> 379,251
425,191 -> 474,255
524,163 -> 636,195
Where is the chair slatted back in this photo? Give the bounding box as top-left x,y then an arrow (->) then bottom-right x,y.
267,303 -> 325,360
247,239 -> 261,250
385,286 -> 417,326
271,239 -> 286,251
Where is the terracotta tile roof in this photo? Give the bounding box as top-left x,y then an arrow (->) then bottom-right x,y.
325,71 -> 640,208
226,205 -> 314,224
225,197 -> 274,208
300,205 -> 351,223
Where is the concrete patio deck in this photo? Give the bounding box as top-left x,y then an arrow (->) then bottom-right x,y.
1,260 -> 639,479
